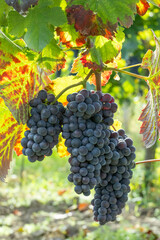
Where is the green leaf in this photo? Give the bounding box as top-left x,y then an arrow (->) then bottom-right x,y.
24,6 -> 67,51
89,27 -> 125,65
147,0 -> 160,7
70,0 -> 139,27
0,0 -> 11,26
8,11 -> 26,37
41,38 -> 65,71
90,37 -> 118,65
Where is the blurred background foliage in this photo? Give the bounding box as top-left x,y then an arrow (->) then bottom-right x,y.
0,3 -> 160,240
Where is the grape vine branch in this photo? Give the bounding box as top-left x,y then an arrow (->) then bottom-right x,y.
136,159 -> 160,165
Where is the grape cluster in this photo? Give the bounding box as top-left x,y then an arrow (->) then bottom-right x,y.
5,0 -> 38,12
21,90 -> 64,162
20,87 -> 136,225
91,129 -> 136,225
97,92 -> 118,126
63,90 -> 112,196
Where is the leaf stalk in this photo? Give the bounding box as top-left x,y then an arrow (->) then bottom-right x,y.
104,66 -> 148,80
120,63 -> 142,70
0,30 -> 23,51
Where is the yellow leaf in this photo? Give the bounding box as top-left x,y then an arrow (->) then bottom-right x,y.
45,76 -> 83,105
57,135 -> 70,158
110,119 -> 122,131
0,98 -> 26,181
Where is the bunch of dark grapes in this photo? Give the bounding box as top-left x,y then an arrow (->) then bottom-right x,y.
5,0 -> 39,12
21,90 -> 64,162
91,129 -> 136,225
97,92 -> 118,126
63,89 -> 112,196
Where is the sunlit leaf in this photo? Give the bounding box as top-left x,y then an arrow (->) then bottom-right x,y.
45,76 -> 83,105
57,135 -> 70,158
0,98 -> 27,181
136,0 -> 150,16
56,24 -> 86,48
110,119 -> 122,131
147,0 -> 160,7
0,37 -> 51,124
139,32 -> 160,148
71,56 -> 90,79
70,0 -> 139,27
66,5 -> 117,39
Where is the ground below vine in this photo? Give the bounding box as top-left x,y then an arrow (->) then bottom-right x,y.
0,196 -> 159,240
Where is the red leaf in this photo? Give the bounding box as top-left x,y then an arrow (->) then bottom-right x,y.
0,98 -> 28,181
139,32 -> 160,148
56,27 -> 86,48
66,5 -> 117,40
137,0 -> 150,16
56,27 -> 73,48
0,39 -> 51,124
80,53 -> 103,71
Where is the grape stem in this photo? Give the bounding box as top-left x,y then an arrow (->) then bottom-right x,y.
119,63 -> 142,70
111,125 -> 117,131
0,30 -> 23,51
95,71 -> 102,91
136,159 -> 160,165
104,66 -> 148,80
53,70 -> 93,103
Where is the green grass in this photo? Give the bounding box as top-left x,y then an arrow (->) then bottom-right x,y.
71,226 -> 156,240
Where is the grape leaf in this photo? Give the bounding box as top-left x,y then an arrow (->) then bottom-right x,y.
70,0 -> 139,27
66,5 -> 117,39
89,27 -> 125,66
24,5 -> 67,51
41,38 -> 66,72
137,0 -> 150,16
45,76 -> 83,105
56,24 -> 86,48
0,0 -> 10,26
0,37 -> 51,124
0,98 -> 27,181
139,32 -> 160,148
147,0 -> 160,7
71,56 -> 90,79
8,11 -> 26,37
57,134 -> 70,158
